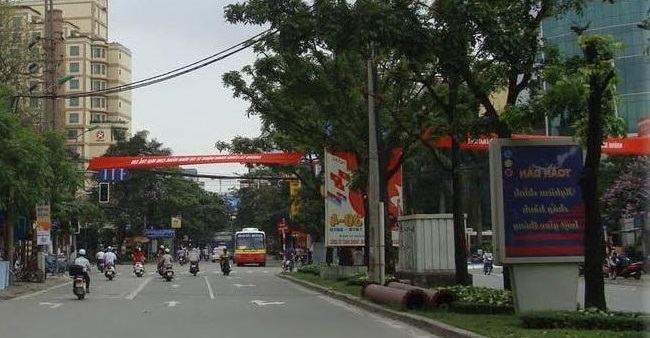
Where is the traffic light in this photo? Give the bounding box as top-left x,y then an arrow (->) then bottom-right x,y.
98,182 -> 110,203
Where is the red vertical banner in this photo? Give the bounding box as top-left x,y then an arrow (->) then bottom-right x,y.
324,149 -> 365,246
386,149 -> 403,246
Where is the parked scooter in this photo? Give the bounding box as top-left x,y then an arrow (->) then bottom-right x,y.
133,262 -> 145,277
189,261 -> 199,276
609,256 -> 644,280
162,264 -> 174,282
69,265 -> 86,300
104,264 -> 116,281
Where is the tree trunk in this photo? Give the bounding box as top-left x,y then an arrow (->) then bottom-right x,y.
449,75 -> 470,285
580,40 -> 611,310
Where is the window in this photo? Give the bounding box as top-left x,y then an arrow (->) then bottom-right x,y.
68,112 -> 79,124
69,97 -> 79,107
91,64 -> 105,75
66,129 -> 78,140
91,113 -> 105,123
69,79 -> 80,90
91,80 -> 106,91
69,46 -> 80,56
91,47 -> 105,58
69,62 -> 80,73
91,97 -> 105,108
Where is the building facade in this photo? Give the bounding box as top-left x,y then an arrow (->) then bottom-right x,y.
541,0 -> 649,135
18,0 -> 132,167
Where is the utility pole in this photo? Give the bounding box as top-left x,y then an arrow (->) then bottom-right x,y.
43,0 -> 62,132
367,43 -> 384,285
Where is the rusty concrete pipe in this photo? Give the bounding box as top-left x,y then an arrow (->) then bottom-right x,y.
386,282 -> 439,309
362,284 -> 427,310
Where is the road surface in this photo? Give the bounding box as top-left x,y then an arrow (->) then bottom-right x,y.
0,262 -> 441,338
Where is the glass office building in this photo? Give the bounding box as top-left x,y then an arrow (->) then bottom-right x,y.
542,0 -> 650,135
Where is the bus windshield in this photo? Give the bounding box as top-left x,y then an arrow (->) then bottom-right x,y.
235,233 -> 265,250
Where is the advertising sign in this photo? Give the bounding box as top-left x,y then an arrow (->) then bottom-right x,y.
387,149 -> 403,247
324,149 -> 365,246
490,139 -> 585,264
171,216 -> 182,229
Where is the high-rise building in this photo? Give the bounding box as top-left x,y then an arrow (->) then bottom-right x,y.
17,0 -> 132,168
541,0 -> 649,135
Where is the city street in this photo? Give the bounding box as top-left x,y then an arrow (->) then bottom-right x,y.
469,265 -> 650,313
0,263 -> 439,338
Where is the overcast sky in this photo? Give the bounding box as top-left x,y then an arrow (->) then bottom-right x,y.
108,1 -> 264,193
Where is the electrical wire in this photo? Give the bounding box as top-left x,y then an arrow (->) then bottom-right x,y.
27,28 -> 277,99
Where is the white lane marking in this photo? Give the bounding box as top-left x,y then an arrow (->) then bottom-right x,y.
233,283 -> 255,287
39,302 -> 63,309
125,277 -> 152,300
171,284 -> 180,288
250,300 -> 285,306
204,276 -> 215,300
165,300 -> 181,307
11,281 -> 68,300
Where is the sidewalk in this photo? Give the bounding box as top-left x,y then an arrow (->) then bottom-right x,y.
0,274 -> 68,301
278,273 -> 486,338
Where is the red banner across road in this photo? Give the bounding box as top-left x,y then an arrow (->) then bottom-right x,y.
87,152 -> 304,170
426,132 -> 650,155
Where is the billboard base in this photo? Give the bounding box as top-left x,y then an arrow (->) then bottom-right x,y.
510,263 -> 579,313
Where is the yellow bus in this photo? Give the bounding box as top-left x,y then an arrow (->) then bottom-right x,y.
233,228 -> 266,267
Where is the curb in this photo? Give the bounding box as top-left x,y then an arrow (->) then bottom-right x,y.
278,274 -> 487,338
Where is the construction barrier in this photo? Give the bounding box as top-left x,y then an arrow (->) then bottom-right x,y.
361,283 -> 427,310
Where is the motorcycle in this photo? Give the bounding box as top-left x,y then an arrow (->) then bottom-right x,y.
178,255 -> 187,266
104,264 -> 116,281
220,258 -> 231,276
483,258 -> 493,275
163,264 -> 174,282
133,261 -> 145,277
609,256 -> 643,280
282,257 -> 294,273
69,265 -> 86,300
97,260 -> 105,273
189,261 -> 199,276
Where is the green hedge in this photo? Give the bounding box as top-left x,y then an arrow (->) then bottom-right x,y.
450,302 -> 515,315
519,310 -> 650,332
296,263 -> 323,275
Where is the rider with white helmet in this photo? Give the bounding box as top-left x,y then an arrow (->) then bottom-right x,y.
73,249 -> 92,293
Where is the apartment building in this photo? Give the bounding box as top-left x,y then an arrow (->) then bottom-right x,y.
17,0 -> 132,167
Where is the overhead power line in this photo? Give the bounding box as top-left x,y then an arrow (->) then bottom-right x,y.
27,28 -> 277,99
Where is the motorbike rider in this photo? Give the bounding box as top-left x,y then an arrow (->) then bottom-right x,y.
95,247 -> 105,270
219,247 -> 230,271
482,250 -> 494,273
161,248 -> 174,268
103,246 -> 118,270
132,247 -> 145,264
187,245 -> 201,270
73,249 -> 92,293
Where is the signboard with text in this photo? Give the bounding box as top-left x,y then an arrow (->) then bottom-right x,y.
324,149 -> 365,246
490,139 -> 585,264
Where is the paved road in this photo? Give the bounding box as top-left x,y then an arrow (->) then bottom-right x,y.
0,263 -> 441,338
469,264 -> 650,313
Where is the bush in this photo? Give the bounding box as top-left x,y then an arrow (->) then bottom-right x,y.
440,285 -> 512,306
347,272 -> 369,286
297,263 -> 323,275
450,302 -> 515,314
519,309 -> 650,332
